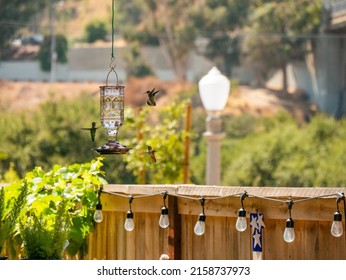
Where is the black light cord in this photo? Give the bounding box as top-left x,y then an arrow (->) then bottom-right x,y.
336,193 -> 346,236
102,189 -> 345,207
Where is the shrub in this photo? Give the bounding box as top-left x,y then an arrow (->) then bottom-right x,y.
0,181 -> 28,258
19,201 -> 70,260
85,19 -> 108,43
0,157 -> 108,259
123,43 -> 155,78
38,34 -> 68,71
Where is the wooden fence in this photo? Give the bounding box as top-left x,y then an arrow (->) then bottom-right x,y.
84,184 -> 346,260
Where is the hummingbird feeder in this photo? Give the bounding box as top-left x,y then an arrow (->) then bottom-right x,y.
94,0 -> 129,155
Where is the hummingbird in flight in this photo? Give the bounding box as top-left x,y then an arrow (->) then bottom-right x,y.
144,88 -> 160,106
145,145 -> 157,163
81,122 -> 99,142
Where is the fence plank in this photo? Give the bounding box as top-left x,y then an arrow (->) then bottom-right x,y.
85,185 -> 346,260
116,212 -> 125,259
168,195 -> 181,260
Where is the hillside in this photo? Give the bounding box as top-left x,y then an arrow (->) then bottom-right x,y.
0,77 -> 316,124
39,0 -> 117,41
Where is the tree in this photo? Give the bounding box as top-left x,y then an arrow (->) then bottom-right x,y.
38,34 -> 68,71
123,42 -> 155,78
244,0 -> 322,92
117,0 -> 201,81
0,0 -> 47,54
122,99 -> 192,184
0,94 -> 99,178
117,0 -> 252,80
198,0 -> 251,77
85,19 -> 108,43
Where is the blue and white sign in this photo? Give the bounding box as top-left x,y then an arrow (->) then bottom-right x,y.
250,212 -> 265,260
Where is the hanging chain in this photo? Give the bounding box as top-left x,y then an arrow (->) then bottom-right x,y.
106,0 -> 118,85
108,0 -> 116,69
111,0 -> 115,61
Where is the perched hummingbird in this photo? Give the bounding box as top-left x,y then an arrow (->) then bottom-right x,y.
144,88 -> 160,106
81,122 -> 99,142
146,145 -> 157,163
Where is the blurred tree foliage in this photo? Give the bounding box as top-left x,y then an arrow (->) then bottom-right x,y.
38,34 -> 68,71
0,90 -> 345,187
117,0 -> 200,81
197,0 -> 251,77
0,0 -> 47,52
123,42 -> 155,78
116,0 -> 251,81
0,92 -> 99,179
0,91 -> 190,185
244,0 -> 322,91
115,0 -> 322,84
84,19 -> 108,43
191,111 -> 346,187
122,99 -> 192,184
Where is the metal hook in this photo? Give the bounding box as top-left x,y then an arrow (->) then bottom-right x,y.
162,191 -> 168,207
240,191 -> 248,209
106,67 -> 119,86
286,199 -> 294,218
336,192 -> 345,202
109,57 -> 116,69
336,192 -> 345,213
97,186 -> 103,203
128,195 -> 134,211
199,197 -> 205,214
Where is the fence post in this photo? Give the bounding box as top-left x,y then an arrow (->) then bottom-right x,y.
168,195 -> 181,259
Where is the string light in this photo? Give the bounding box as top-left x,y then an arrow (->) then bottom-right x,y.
194,197 -> 206,236
100,189 -> 345,239
331,193 -> 345,237
283,200 -> 295,243
93,187 -> 103,223
236,191 -> 248,232
124,195 -> 134,232
93,202 -> 103,223
159,191 -> 170,229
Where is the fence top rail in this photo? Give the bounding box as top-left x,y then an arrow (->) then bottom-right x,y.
103,184 -> 346,200
2,183 -> 344,220
2,183 -> 344,200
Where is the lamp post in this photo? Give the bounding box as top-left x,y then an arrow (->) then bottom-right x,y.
198,67 -> 230,185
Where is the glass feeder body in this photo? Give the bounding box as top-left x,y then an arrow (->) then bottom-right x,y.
100,85 -> 125,142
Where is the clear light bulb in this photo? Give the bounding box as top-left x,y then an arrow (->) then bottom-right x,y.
124,210 -> 134,231
331,211 -> 343,237
93,203 -> 103,223
159,206 -> 170,228
236,208 -> 247,232
283,218 -> 295,243
194,214 -> 206,236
